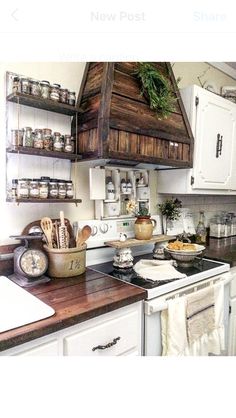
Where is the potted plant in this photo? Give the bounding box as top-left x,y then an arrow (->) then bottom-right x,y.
126,201 -> 156,240
158,198 -> 182,234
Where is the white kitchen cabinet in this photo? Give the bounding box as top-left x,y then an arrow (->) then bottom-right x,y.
157,85 -> 236,194
228,267 -> 236,355
89,166 -> 150,219
0,302 -> 143,356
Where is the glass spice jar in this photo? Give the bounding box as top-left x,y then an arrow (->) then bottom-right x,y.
50,83 -> 61,101
39,179 -> 49,199
20,77 -> 30,94
60,88 -> 68,103
33,129 -> 44,149
58,180 -> 67,199
40,80 -> 50,99
66,180 -> 74,199
11,129 -> 23,149
12,76 -> 21,94
11,179 -> 18,200
22,127 -> 33,147
29,179 -> 40,198
64,135 -> 73,153
30,79 -> 41,96
42,128 -> 52,150
68,91 -> 76,106
17,178 -> 30,199
53,132 -> 63,151
49,180 -> 58,198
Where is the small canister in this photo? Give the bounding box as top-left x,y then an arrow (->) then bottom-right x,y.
60,88 -> 68,103
33,129 -> 44,149
68,91 -> 76,106
58,180 -> 67,199
40,80 -> 50,99
29,179 -> 40,198
42,128 -> 53,150
53,132 -> 63,151
50,83 -> 61,101
22,127 -> 33,147
11,129 -> 23,149
17,178 -> 30,199
20,77 -> 30,94
66,181 -> 74,199
49,179 -> 58,198
31,79 -> 41,96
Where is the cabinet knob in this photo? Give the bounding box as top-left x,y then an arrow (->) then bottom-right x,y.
91,226 -> 98,236
92,337 -> 121,351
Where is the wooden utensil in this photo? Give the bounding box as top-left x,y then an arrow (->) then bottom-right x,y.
59,211 -> 68,249
40,217 -> 53,249
76,225 -> 91,248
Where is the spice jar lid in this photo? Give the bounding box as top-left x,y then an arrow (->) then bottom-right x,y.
52,83 -> 61,88
40,176 -> 50,181
50,178 -> 58,182
20,77 -> 29,82
35,128 -> 42,132
21,178 -> 31,181
32,178 -> 39,182
41,80 -> 50,85
12,179 -> 18,184
53,132 -> 61,135
13,76 -> 20,81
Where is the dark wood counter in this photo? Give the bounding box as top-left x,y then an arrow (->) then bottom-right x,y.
204,237 -> 236,267
0,268 -> 146,352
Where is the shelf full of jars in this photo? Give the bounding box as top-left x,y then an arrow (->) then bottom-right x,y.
89,166 -> 150,219
6,71 -> 82,161
6,71 -> 81,205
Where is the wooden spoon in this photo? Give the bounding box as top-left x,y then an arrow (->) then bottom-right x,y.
40,217 -> 53,249
76,225 -> 91,248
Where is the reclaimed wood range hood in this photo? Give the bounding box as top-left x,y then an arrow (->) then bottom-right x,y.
75,62 -> 194,168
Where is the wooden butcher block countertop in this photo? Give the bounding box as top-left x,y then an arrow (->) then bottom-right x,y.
0,268 -> 146,352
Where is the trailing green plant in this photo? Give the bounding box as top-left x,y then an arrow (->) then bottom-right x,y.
158,198 -> 182,221
135,62 -> 177,119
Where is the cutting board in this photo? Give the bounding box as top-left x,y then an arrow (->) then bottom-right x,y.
0,276 -> 55,333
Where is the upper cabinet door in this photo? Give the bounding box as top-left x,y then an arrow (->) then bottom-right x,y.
192,87 -> 236,190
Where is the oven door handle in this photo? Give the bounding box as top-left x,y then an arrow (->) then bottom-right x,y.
145,273 -> 232,315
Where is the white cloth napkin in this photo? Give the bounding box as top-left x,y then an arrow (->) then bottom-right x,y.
133,259 -> 187,281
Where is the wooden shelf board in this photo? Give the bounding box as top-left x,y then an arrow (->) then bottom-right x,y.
6,147 -> 82,161
105,234 -> 176,248
6,198 -> 82,204
7,92 -> 83,116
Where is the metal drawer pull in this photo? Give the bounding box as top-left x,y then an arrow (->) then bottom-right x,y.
92,337 -> 121,351
216,133 -> 223,158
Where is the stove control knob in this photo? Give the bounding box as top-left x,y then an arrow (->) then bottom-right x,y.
99,223 -> 109,234
91,226 -> 98,236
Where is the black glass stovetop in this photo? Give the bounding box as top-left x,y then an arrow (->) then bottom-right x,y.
91,254 -> 225,290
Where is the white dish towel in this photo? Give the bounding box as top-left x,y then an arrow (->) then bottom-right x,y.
133,259 -> 186,281
161,282 -> 225,356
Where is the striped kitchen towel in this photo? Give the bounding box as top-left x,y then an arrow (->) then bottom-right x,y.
186,286 -> 215,346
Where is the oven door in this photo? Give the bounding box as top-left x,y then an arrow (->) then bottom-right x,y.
144,272 -> 231,356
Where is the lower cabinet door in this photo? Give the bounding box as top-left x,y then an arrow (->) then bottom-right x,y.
63,305 -> 141,356
228,297 -> 236,356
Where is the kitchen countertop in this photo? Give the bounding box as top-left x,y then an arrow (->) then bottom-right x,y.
0,268 -> 146,352
204,237 -> 236,267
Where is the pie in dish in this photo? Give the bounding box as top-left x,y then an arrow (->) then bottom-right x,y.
167,240 -> 197,251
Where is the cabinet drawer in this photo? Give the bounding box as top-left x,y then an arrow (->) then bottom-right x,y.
64,308 -> 141,356
14,340 -> 59,356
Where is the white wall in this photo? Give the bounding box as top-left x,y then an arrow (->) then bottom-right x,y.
1,62 -> 236,244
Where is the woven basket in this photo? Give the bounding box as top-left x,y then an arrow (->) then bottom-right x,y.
44,244 -> 86,278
